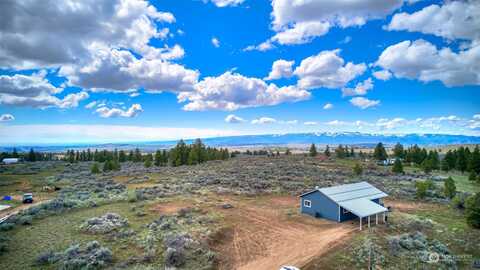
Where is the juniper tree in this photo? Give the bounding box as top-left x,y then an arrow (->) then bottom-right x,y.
373,143 -> 387,161
392,159 -> 404,174
444,177 -> 456,199
309,143 -> 317,157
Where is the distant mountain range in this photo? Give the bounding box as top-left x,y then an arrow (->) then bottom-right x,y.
2,132 -> 480,152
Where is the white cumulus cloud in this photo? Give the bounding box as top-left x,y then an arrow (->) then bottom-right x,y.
0,114 -> 15,122
178,71 -> 310,111
323,103 -> 333,110
350,97 -> 380,109
211,37 -> 221,48
95,104 -> 143,118
342,78 -> 374,97
294,49 -> 366,89
225,114 -> 246,123
386,1 -> 480,42
206,0 -> 245,8
247,0 -> 404,49
375,39 -> 480,87
265,59 -> 295,80
251,117 -> 277,125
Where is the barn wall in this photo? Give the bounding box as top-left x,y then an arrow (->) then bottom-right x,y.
301,191 -> 338,221
339,207 -> 357,222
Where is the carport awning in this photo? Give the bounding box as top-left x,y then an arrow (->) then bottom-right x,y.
338,198 -> 387,218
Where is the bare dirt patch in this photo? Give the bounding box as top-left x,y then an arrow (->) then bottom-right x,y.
384,199 -> 438,213
210,195 -> 356,270
149,201 -> 191,215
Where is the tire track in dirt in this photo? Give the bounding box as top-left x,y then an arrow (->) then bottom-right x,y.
212,196 -> 356,270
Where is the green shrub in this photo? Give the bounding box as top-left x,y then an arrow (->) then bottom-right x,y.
465,193 -> 480,228
0,223 -> 14,231
444,177 -> 456,199
415,181 -> 429,199
469,171 -> 477,182
18,215 -> 33,225
91,163 -> 100,174
392,159 -> 404,174
353,163 -> 363,176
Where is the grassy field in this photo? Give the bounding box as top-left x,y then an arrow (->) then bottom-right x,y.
0,201 -> 158,269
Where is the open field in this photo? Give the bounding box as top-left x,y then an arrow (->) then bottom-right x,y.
1,155 -> 479,269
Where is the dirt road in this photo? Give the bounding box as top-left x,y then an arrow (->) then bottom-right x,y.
0,199 -> 50,222
211,196 -> 356,270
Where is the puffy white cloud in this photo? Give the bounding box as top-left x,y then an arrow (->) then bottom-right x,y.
58,91 -> 90,109
342,78 -> 373,97
294,49 -> 366,89
304,121 -> 318,126
386,1 -> 480,41
206,0 -> 245,8
375,39 -> 480,87
244,41 -> 275,52
350,97 -> 380,109
265,59 -> 295,80
225,114 -> 246,123
326,120 -> 349,126
376,118 -> 407,129
251,117 -> 277,125
179,71 -> 310,111
59,45 -> 199,93
249,0 -> 404,48
0,72 -> 88,109
95,103 -> 143,118
271,21 -> 330,45
323,103 -> 333,110
85,101 -> 98,109
372,70 -> 392,81
0,0 -> 176,69
0,114 -> 15,122
211,37 -> 220,48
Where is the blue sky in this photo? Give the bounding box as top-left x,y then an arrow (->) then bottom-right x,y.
0,0 -> 479,144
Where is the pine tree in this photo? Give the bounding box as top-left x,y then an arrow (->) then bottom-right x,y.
144,155 -> 152,168
373,143 -> 387,161
119,150 -> 127,162
444,177 -> 456,199
456,147 -> 468,173
465,193 -> 480,228
324,145 -> 331,157
28,148 -> 36,162
469,171 -> 477,182
134,148 -> 142,162
393,143 -> 404,159
309,143 -> 317,157
103,160 -> 112,172
392,159 -> 404,174
91,163 -> 100,174
468,145 -> 480,174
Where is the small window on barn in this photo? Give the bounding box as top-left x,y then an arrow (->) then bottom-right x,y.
304,200 -> 311,208
342,208 -> 349,214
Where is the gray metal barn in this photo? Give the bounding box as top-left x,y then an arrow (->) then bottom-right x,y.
300,181 -> 388,230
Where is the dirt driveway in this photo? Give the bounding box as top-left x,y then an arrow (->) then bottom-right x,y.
210,195 -> 356,270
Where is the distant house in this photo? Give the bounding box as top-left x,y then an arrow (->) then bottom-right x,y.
300,181 -> 388,230
2,158 -> 19,164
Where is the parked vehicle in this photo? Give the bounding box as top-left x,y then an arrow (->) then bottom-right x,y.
22,193 -> 33,204
280,266 -> 300,270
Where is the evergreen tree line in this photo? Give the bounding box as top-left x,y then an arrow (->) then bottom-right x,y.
0,148 -> 56,162
376,143 -> 480,175
64,139 -> 229,167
